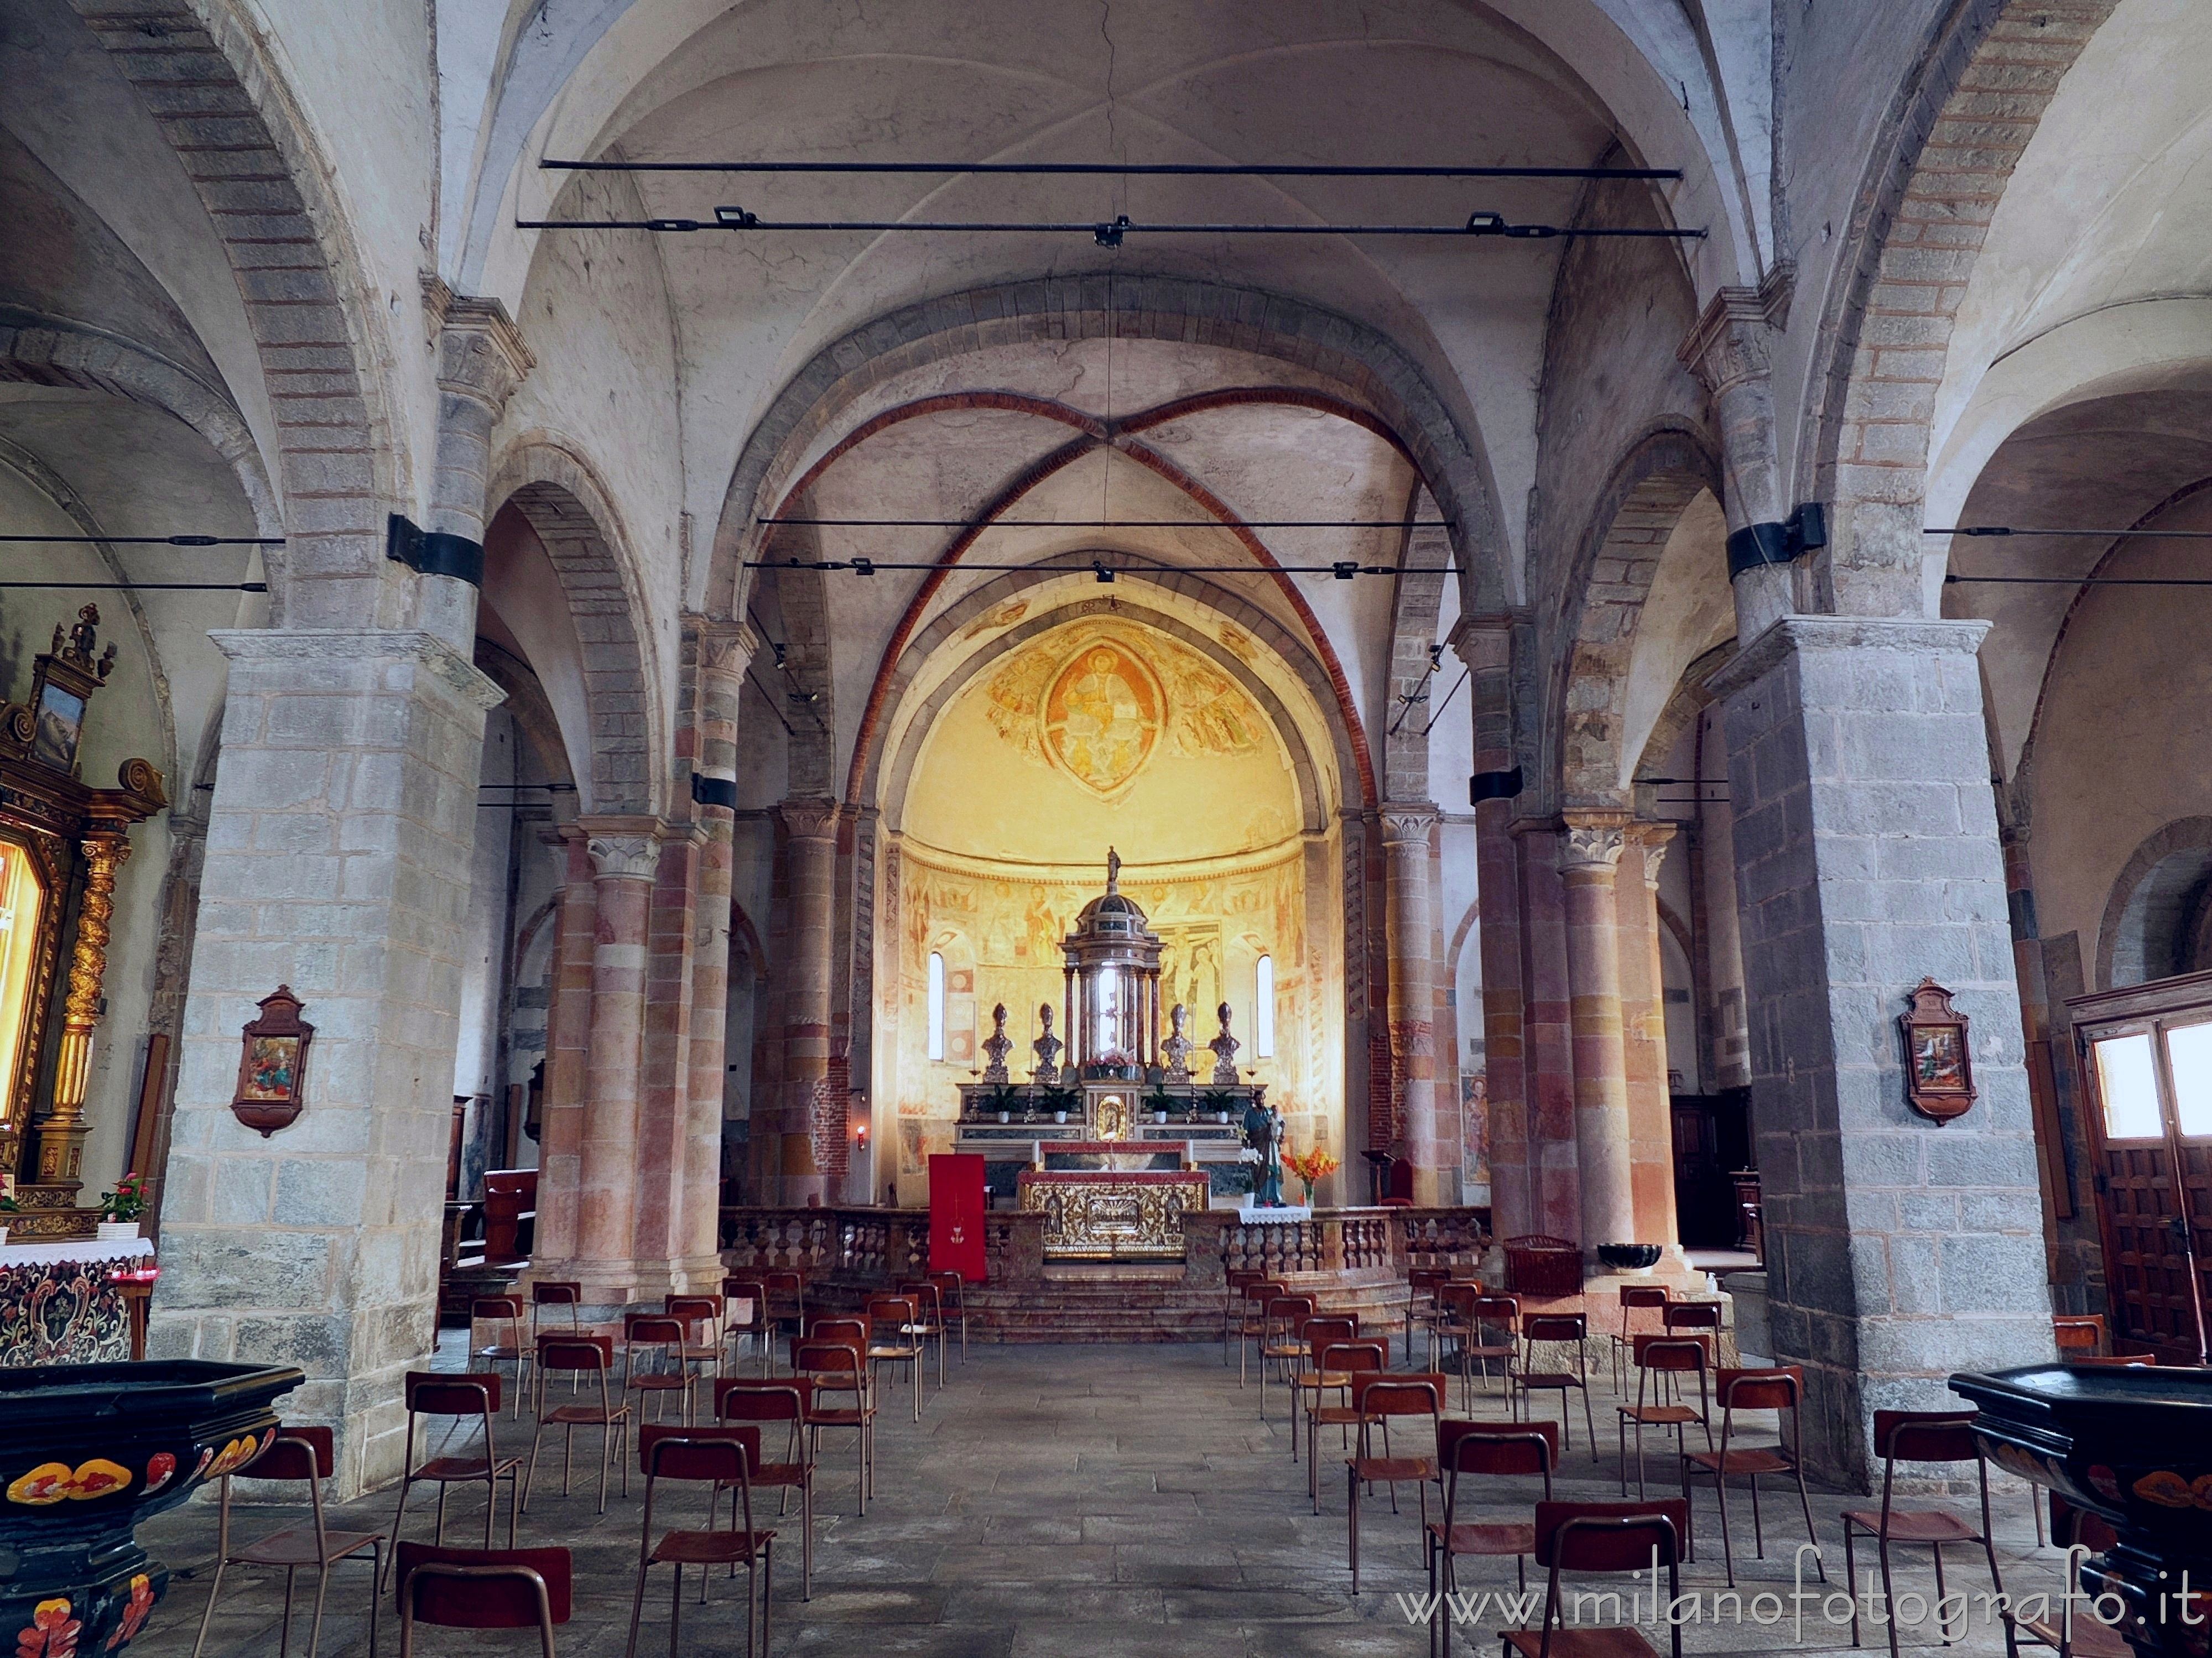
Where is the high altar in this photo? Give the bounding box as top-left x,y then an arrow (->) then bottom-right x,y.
954,851 -> 1266,1254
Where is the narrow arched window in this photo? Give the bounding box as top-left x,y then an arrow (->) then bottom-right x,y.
1255,953 -> 1276,1058
927,951 -> 946,1062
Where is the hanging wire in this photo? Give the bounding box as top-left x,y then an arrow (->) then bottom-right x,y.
1420,667 -> 1470,737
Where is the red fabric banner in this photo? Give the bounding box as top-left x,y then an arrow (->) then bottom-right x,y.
928,1154 -> 988,1283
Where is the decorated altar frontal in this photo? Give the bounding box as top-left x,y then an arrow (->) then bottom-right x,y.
0,1235 -> 155,1365
1016,1140 -> 1209,1261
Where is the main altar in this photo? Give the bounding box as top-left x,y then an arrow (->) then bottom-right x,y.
954,851 -> 1267,1252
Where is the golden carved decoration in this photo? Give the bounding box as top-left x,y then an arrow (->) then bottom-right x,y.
36,836 -> 127,1182
1019,1174 -> 1209,1260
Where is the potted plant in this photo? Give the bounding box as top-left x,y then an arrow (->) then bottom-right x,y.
1200,1088 -> 1239,1125
0,1185 -> 17,1249
1281,1145 -> 1340,1207
1141,1086 -> 1178,1126
1036,1085 -> 1081,1126
97,1172 -> 148,1240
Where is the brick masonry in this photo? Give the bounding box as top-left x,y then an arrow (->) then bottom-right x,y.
1713,616 -> 2054,1488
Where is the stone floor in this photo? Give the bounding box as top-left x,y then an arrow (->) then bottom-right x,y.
135,1331 -> 2070,1656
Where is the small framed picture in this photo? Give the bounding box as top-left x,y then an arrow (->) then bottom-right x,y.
1900,978 -> 1976,1123
231,986 -> 314,1136
32,682 -> 85,773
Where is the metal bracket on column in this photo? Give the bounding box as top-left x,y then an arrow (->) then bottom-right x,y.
386,514 -> 485,586
1470,767 -> 1523,806
1725,502 -> 1826,579
690,771 -> 738,810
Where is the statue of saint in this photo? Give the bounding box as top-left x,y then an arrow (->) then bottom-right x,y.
1209,1001 -> 1241,1085
981,1002 -> 1013,1083
1243,1096 -> 1284,1207
1030,1002 -> 1064,1083
1160,1002 -> 1195,1083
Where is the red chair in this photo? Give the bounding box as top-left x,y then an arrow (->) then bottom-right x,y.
1225,1267 -> 1267,1364
1405,1267 -> 1450,1365
1453,1289 -> 1521,1410
1425,1417 -> 1558,1643
383,1374 -> 520,1586
1617,1334 -> 1711,1499
528,1281 -> 582,1343
762,1270 -> 806,1361
865,1294 -> 925,1421
1514,1312 -> 1597,1458
1496,1500 -> 1688,1658
188,1427 -> 379,1658
622,1427 -> 774,1658
1345,1373 -> 1446,1593
1680,1365 -> 1824,1588
525,1333 -> 632,1514
1304,1338 -> 1389,1508
1842,1411 -> 2008,1658
715,1379 -> 817,1598
1255,1294 -> 1318,1420
1235,1278 -> 1287,1385
894,1278 -> 949,1386
1612,1284 -> 1671,1391
472,1296 -> 532,1420
792,1341 -> 876,1510
1288,1316 -> 1360,1461
664,1294 -> 726,1409
622,1315 -> 695,1425
393,1543 -> 570,1658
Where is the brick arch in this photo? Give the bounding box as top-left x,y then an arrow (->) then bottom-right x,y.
711,275 -> 1508,618
69,0 -> 403,629
1550,427 -> 1722,809
2099,818 -> 2212,991
490,441 -> 665,815
1798,0 -> 2121,614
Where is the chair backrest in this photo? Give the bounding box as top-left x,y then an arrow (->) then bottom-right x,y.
1522,1312 -> 1586,1344
666,1294 -> 722,1327
1662,1300 -> 1722,1332
1242,1279 -> 1287,1305
716,1378 -> 809,1424
1873,1410 -> 1979,1465
794,1339 -> 865,1379
537,1334 -> 613,1374
395,1543 -> 574,1629
1264,1295 -> 1316,1329
1534,1500 -> 1688,1570
1302,1317 -> 1358,1359
638,1424 -> 759,1483
808,1317 -> 867,1347
625,1314 -> 685,1347
530,1281 -> 581,1307
1409,1267 -> 1450,1294
1318,1340 -> 1387,1378
1632,1334 -> 1708,1376
927,1270 -> 965,1300
1355,1374 -> 1444,1417
473,1296 -> 524,1322
1467,1293 -> 1520,1327
1440,1419 -> 1558,1481
252,1426 -> 336,1483
866,1295 -> 918,1336
764,1270 -> 804,1294
724,1279 -> 767,1323
1620,1284 -> 1670,1311
2052,1313 -> 2105,1354
407,1370 -> 502,1417
1437,1282 -> 1484,1317
1717,1365 -> 1800,1414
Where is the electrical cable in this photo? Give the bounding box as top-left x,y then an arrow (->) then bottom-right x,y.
1420,667 -> 1470,738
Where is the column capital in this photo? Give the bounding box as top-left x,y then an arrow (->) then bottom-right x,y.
577,814 -> 664,880
1379,801 -> 1440,847
1677,266 -> 1792,397
686,614 -> 766,678
1559,811 -> 1632,874
1447,611 -> 1524,673
422,275 -> 535,416
1628,820 -> 1679,889
778,796 -> 841,841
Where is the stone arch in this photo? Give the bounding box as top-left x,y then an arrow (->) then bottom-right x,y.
710,275 -> 1508,618
1797,0 -> 2122,614
2099,818 -> 2212,990
1383,484 -> 1453,805
67,0 -> 405,628
0,311 -> 279,536
876,587 -> 1333,841
1632,641 -> 1733,785
489,441 -> 665,815
1552,427 -> 1722,808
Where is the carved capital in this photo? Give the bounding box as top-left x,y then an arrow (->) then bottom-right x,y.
1559,823 -> 1628,874
1380,801 -> 1439,848
688,616 -> 766,679
577,814 -> 664,880
1629,821 -> 1679,888
778,796 -> 840,841
424,278 -> 535,415
1678,283 -> 1781,398
1447,612 -> 1521,675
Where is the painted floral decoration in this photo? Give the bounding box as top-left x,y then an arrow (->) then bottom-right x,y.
140,1454 -> 174,1496
103,1577 -> 153,1652
15,1598 -> 79,1658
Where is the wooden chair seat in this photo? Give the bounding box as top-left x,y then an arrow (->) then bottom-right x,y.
1519,1370 -> 1584,1390
1839,1506 -> 1980,1544
1426,1519 -> 1536,1557
806,1406 -> 870,1429
1355,1454 -> 1435,1483
233,1525 -> 385,1569
414,1453 -> 521,1483
1501,1627 -> 1663,1657
631,1373 -> 689,1392
649,1527 -> 777,1566
1618,1404 -> 1701,1427
1685,1446 -> 1790,1476
542,1404 -> 624,1427
2018,1612 -> 2131,1656
1309,1405 -> 1375,1433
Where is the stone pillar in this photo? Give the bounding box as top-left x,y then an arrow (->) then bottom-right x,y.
1456,616 -> 1528,1244
1699,709 -> 1753,1089
1619,822 -> 1690,1273
1382,802 -> 1443,1204
1710,617 -> 2055,1487
573,818 -> 662,1307
777,798 -> 838,1207
1559,815 -> 1635,1263
149,630 -> 502,1494
1680,284 -> 1793,644
533,829 -> 596,1267
632,826 -> 700,1292
681,621 -> 759,1261
417,288 -> 533,653
1514,821 -> 1582,1242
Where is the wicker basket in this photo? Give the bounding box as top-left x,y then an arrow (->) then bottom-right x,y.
1503,1234 -> 1583,1298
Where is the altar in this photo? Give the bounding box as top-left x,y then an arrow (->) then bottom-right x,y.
1017,1143 -> 1210,1261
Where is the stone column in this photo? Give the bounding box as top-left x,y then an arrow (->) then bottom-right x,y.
681,620 -> 760,1263
1382,802 -> 1443,1204
1619,822 -> 1690,1273
777,798 -> 838,1207
1514,821 -> 1582,1242
573,818 -> 662,1307
1710,617 -> 2054,1486
416,288 -> 533,653
1456,616 -> 1527,1247
632,827 -> 699,1294
1559,815 -> 1635,1263
1680,284 -> 1793,644
533,829 -> 596,1267
149,630 -> 502,1494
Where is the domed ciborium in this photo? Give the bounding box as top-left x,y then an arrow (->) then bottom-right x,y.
1,1359 -> 303,1654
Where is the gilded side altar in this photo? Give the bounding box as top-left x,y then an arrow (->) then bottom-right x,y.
1017,1169 -> 1209,1261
